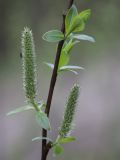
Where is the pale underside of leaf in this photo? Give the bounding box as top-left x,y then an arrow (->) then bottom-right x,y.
72,34 -> 95,42
67,69 -> 78,75
44,62 -> 54,70
59,65 -> 84,75
7,105 -> 34,116
42,30 -> 64,42
32,137 -> 52,142
60,65 -> 84,70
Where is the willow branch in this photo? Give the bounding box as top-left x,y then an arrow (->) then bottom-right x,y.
41,0 -> 75,159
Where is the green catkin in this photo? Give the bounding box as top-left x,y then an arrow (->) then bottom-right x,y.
21,27 -> 36,103
59,84 -> 79,138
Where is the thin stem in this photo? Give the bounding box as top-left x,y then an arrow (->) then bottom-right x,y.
41,0 -> 74,160
68,0 -> 74,9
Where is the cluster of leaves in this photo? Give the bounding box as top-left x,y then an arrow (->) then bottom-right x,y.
43,5 -> 95,75
7,4 -> 95,156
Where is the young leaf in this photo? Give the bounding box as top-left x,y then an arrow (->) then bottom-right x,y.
42,30 -> 64,42
62,39 -> 78,55
58,51 -> 70,68
78,9 -> 91,22
66,9 -> 91,36
58,40 -> 78,68
32,137 -> 52,142
7,105 -> 34,116
65,5 -> 78,33
44,62 -> 54,70
66,19 -> 84,36
36,111 -> 51,130
58,136 -> 76,144
53,144 -> 64,155
72,34 -> 95,43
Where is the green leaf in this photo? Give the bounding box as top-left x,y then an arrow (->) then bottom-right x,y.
42,30 -> 64,42
44,62 -> 54,70
66,18 -> 84,36
66,9 -> 91,35
58,51 -> 70,68
6,105 -> 34,116
65,5 -> 78,33
71,21 -> 85,33
58,136 -> 76,144
78,9 -> 91,22
72,34 -> 95,42
32,137 -> 52,142
53,144 -> 64,155
62,39 -> 78,55
58,40 -> 78,68
36,111 -> 51,130
60,65 -> 84,71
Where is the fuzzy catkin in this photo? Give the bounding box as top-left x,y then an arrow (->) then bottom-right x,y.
59,84 -> 79,137
21,27 -> 36,102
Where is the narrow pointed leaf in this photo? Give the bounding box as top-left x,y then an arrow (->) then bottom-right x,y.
42,30 -> 64,42
58,68 -> 79,75
53,144 -> 64,155
36,111 -> 51,130
65,5 -> 78,33
44,62 -> 54,70
60,65 -> 84,70
72,34 -> 95,42
58,136 -> 76,144
68,69 -> 79,75
7,105 -> 34,116
32,137 -> 52,142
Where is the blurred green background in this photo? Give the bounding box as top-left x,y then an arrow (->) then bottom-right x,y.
0,0 -> 120,159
